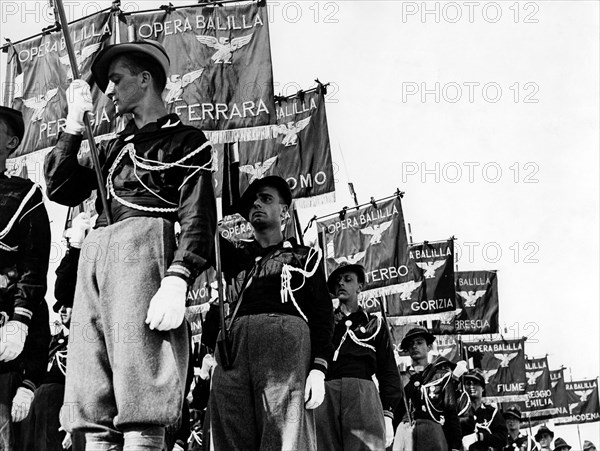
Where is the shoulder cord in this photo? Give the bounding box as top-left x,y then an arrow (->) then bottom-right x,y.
106,141 -> 213,213
280,246 -> 322,323
420,371 -> 452,424
0,184 -> 39,251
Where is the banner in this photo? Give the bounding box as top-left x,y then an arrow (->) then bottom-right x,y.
464,338 -> 527,403
127,2 -> 276,143
386,239 -> 456,322
549,368 -> 570,419
8,11 -> 115,158
185,267 -> 218,343
453,270 -> 499,334
555,378 -> 600,425
433,334 -> 461,363
318,196 -> 408,298
237,88 -> 335,207
514,357 -> 556,419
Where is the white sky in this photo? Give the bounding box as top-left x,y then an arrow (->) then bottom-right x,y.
1,0 -> 598,446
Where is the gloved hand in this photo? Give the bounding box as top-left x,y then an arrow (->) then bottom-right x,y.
199,353 -> 216,380
145,276 -> 187,331
453,360 -> 468,379
11,387 -> 34,422
462,432 -> 478,449
59,427 -> 72,449
385,416 -> 394,447
172,443 -> 184,451
64,212 -> 92,248
304,369 -> 325,409
0,320 -> 29,362
64,79 -> 93,135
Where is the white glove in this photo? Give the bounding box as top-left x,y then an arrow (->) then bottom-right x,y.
59,427 -> 72,449
0,321 -> 29,362
385,416 -> 394,447
462,432 -> 478,449
64,79 -> 93,135
304,369 -> 325,410
453,360 -> 468,379
11,387 -> 34,422
199,353 -> 216,380
145,276 -> 187,331
173,444 -> 184,451
64,212 -> 92,248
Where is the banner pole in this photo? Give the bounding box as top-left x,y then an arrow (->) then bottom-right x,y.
53,0 -> 112,225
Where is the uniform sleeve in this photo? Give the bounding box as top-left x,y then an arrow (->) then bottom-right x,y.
166,132 -> 216,283
54,246 -> 80,309
12,187 -> 51,327
44,133 -> 98,206
442,376 -> 463,450
375,318 -> 402,419
302,254 -> 334,375
20,300 -> 51,391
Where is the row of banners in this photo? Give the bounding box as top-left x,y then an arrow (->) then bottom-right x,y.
4,0 -> 598,428
5,2 -> 335,207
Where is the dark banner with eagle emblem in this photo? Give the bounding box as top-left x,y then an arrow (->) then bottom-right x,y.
555,379 -> 600,425
236,87 -> 335,208
513,357 -> 556,419
549,368 -> 570,419
7,11 -> 115,159
127,2 -> 276,143
317,196 -> 408,298
386,239 -> 456,322
464,338 -> 527,403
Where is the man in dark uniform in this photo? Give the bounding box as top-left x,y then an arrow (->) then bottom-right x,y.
460,369 -> 508,451
44,40 -> 216,450
316,263 -> 400,450
1,106 -> 52,450
503,405 -> 536,451
394,326 -> 462,451
20,214 -> 91,451
208,176 -> 333,450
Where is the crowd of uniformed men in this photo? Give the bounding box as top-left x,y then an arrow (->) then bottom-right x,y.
1,40 -> 596,451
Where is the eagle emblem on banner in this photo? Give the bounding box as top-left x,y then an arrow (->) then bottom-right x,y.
457,290 -> 487,307
196,33 -> 254,64
274,117 -> 311,146
165,69 -> 204,103
23,88 -> 59,121
416,260 -> 446,279
59,42 -> 102,79
360,220 -> 393,245
526,370 -> 544,385
239,156 -> 278,183
494,352 -> 519,368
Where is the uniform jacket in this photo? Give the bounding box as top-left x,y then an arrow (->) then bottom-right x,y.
0,174 -> 50,327
220,237 -> 334,374
401,356 -> 463,450
460,402 -> 508,451
328,307 -> 401,419
43,114 -> 216,283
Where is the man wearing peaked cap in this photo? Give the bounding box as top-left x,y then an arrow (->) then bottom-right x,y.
1,106 -> 51,449
44,38 -> 216,450
393,325 -> 463,451
553,437 -> 572,451
208,175 -> 333,450
534,425 -> 554,451
315,263 -> 400,449
583,440 -> 597,451
502,405 -> 536,451
460,369 -> 508,451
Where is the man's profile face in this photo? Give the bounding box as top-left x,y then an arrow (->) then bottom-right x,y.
335,271 -> 362,303
407,336 -> 430,361
248,185 -> 287,230
105,58 -> 145,115
0,119 -> 19,171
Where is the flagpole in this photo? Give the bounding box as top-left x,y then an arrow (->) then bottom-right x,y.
309,190 -> 405,223
52,0 -> 112,224
568,367 -> 583,450
2,40 -> 14,106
